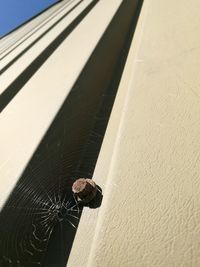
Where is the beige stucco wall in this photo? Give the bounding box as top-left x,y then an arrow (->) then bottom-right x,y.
68,0 -> 200,266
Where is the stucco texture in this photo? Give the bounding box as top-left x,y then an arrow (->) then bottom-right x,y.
69,0 -> 200,266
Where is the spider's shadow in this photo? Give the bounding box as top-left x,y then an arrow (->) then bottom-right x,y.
85,185 -> 103,209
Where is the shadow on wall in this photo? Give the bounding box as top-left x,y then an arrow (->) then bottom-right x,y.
0,0 -> 143,266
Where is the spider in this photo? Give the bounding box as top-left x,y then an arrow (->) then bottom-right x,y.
72,178 -> 97,205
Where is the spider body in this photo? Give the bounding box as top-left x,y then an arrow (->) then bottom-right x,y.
72,178 -> 97,204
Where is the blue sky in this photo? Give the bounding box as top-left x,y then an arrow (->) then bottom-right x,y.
0,0 -> 59,37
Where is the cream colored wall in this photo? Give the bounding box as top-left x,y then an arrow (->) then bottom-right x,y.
68,0 -> 200,266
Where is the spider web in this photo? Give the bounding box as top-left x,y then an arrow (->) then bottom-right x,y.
0,66 -> 105,266
0,125 -> 83,267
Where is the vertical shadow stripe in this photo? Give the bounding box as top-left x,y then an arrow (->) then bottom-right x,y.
0,0 -> 78,61
0,0 -> 83,68
0,0 -> 100,113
